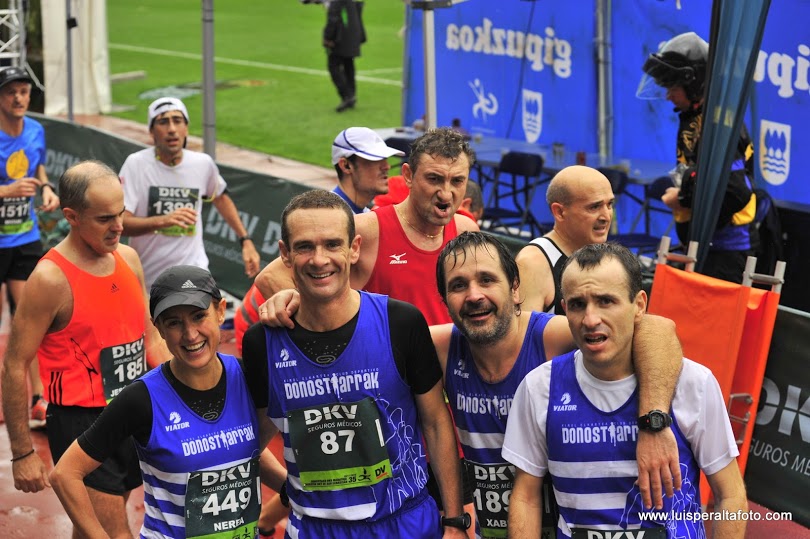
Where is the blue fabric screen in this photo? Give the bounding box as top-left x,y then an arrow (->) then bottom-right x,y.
405,0 -> 810,209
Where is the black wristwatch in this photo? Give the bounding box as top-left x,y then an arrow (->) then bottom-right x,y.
279,481 -> 290,508
441,513 -> 471,530
637,410 -> 672,432
238,235 -> 252,246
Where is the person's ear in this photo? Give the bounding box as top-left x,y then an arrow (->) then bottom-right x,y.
62,207 -> 78,226
402,163 -> 413,188
550,202 -> 565,221
349,234 -> 362,265
152,317 -> 167,340
634,290 -> 648,320
279,240 -> 292,268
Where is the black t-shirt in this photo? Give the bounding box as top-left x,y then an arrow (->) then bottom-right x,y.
77,358 -> 230,462
242,297 -> 442,410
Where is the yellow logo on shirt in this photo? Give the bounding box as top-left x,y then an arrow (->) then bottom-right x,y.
6,149 -> 29,179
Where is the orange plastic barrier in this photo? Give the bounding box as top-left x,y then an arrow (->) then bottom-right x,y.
729,288 -> 780,474
647,263 -> 778,505
648,264 -> 750,403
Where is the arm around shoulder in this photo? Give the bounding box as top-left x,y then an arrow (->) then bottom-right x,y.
633,314 -> 684,509
255,257 -> 296,298
429,323 -> 453,376
634,314 -> 682,412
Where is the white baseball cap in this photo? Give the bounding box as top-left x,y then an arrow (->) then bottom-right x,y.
331,127 -> 406,165
148,97 -> 189,128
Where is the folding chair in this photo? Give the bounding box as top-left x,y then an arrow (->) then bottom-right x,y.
601,168 -> 674,255
480,151 -> 549,238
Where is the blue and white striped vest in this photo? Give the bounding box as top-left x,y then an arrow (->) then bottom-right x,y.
264,292 -> 429,522
446,311 -> 552,538
136,354 -> 261,538
547,352 -> 704,538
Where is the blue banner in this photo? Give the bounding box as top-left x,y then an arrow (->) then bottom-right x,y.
406,0 -> 597,152
748,1 -> 810,206
611,0 -> 810,207
406,0 -> 810,208
611,0 -> 711,163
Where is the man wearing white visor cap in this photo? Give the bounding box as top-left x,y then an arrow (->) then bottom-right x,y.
331,127 -> 405,214
119,97 -> 260,289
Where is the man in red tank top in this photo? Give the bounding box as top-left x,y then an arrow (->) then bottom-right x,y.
256,127 -> 479,324
0,161 -> 164,538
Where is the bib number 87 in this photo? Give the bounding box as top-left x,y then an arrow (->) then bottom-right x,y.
202,486 -> 253,517
320,429 -> 355,454
319,418 -> 385,455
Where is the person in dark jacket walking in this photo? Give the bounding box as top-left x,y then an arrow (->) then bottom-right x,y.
324,0 -> 366,112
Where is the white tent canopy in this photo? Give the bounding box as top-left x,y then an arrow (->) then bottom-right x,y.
41,0 -> 111,116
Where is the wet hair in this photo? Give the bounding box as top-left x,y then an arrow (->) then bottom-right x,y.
58,160 -> 120,212
280,189 -> 355,247
560,242 -> 642,302
408,127 -> 476,175
436,231 -> 520,302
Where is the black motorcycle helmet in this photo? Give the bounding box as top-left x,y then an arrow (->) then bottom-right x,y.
637,32 -> 709,103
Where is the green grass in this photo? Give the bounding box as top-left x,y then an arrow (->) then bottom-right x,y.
106,0 -> 405,168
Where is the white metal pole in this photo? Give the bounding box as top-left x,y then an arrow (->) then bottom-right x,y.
423,9 -> 437,129
65,0 -> 74,122
202,0 -> 216,158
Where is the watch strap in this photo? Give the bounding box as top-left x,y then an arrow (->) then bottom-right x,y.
441,513 -> 471,530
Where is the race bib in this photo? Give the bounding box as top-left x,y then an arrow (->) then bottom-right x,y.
0,195 -> 33,235
570,527 -> 666,539
287,397 -> 392,491
148,185 -> 199,236
185,458 -> 261,539
100,335 -> 146,403
469,460 -> 514,538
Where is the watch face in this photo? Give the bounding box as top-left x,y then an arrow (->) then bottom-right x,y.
650,414 -> 664,430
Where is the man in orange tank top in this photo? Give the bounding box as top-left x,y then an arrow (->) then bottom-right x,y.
0,161 -> 165,537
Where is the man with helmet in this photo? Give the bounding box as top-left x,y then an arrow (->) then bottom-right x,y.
638,32 -> 756,283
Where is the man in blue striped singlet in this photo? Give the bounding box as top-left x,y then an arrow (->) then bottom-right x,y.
432,232 -> 685,539
242,190 -> 469,538
503,243 -> 747,538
